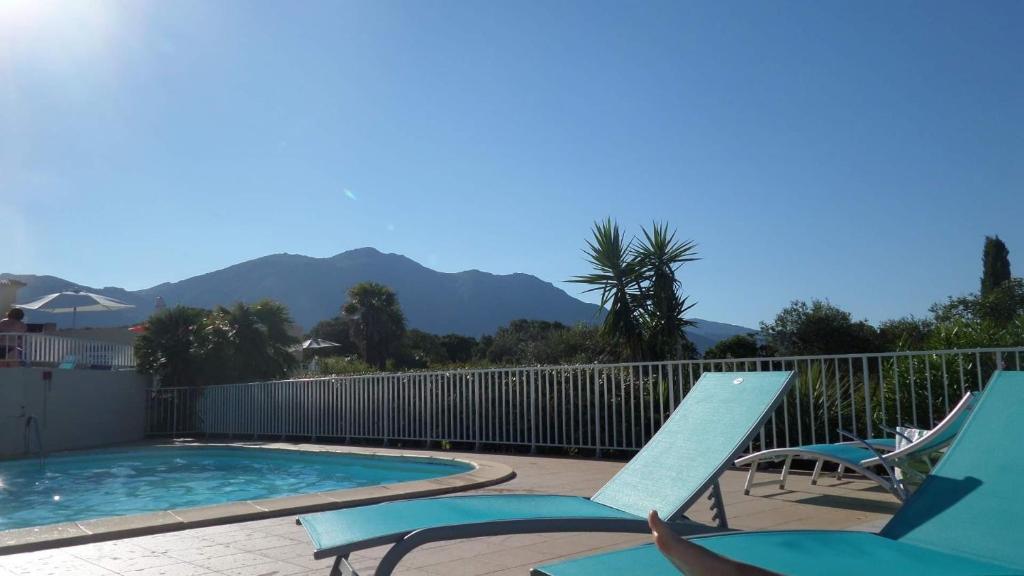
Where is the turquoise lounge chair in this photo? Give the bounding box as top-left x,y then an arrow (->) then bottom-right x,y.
298,371 -> 796,576
736,391 -> 978,500
532,371 -> 1024,576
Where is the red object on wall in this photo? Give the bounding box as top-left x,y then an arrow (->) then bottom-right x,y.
42,371 -> 52,381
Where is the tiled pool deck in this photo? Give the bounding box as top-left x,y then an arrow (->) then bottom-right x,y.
0,442 -> 899,576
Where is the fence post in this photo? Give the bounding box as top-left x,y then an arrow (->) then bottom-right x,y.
530,369 -> 537,454
425,374 -> 433,449
382,375 -> 390,447
593,366 -> 602,459
474,371 -> 482,451
862,356 -> 873,438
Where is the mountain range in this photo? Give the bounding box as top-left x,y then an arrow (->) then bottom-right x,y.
2,248 -> 755,351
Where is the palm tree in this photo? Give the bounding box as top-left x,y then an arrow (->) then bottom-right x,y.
205,301 -> 297,383
634,222 -> 699,359
569,219 -> 645,361
250,300 -> 300,374
135,306 -> 208,387
343,282 -> 407,369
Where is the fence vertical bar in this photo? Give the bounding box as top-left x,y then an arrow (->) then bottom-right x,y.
939,354 -> 949,414
807,359 -> 815,444
877,357 -> 886,432
976,352 -> 983,390
794,364 -> 803,446
862,355 -> 873,438
909,357 -> 918,427
529,369 -> 537,453
593,366 -> 602,457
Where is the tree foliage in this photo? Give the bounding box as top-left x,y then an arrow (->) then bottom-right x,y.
634,223 -> 699,360
570,219 -> 699,362
926,315 -> 1024,350
483,319 -> 609,365
135,306 -> 209,387
981,235 -> 1011,297
876,316 -> 934,351
343,282 -> 407,369
703,333 -> 764,359
204,301 -> 298,383
569,219 -> 646,360
883,236 -> 1022,350
136,301 -> 298,386
304,314 -> 612,372
439,334 -> 477,364
760,300 -> 879,356
399,328 -> 451,368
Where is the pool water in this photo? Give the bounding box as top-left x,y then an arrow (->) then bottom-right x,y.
0,446 -> 471,531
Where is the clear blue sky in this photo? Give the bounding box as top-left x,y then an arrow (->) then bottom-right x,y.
2,0 -> 1020,329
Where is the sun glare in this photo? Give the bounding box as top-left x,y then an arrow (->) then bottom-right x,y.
1,0 -> 124,75
0,0 -> 54,29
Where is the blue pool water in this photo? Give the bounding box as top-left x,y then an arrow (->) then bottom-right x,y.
0,446 -> 471,531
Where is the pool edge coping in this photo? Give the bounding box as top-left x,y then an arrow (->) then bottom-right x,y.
0,443 -> 515,556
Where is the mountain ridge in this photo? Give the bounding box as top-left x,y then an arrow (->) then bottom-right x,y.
2,248 -> 755,351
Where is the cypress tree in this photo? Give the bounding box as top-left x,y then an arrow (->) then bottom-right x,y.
980,235 -> 1011,297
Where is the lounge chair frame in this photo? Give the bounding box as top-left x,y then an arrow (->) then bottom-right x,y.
328,516 -> 688,576
736,391 -> 977,500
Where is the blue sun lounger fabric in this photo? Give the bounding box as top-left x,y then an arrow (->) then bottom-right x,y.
532,371 -> 1024,576
299,371 -> 795,576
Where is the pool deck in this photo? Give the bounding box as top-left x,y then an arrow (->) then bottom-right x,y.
0,442 -> 899,576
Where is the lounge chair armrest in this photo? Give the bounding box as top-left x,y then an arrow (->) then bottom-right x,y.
838,429 -> 889,462
838,429 -> 906,500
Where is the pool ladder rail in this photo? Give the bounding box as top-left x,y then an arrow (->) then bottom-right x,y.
23,414 -> 45,466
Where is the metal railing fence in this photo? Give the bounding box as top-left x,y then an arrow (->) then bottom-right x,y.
0,332 -> 137,370
145,347 -> 1023,454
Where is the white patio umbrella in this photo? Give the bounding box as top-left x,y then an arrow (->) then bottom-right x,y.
291,338 -> 343,375
291,338 -> 342,353
15,290 -> 135,328
299,338 -> 341,350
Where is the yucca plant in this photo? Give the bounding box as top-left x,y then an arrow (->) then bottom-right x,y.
570,219 -> 699,362
569,218 -> 646,361
634,223 -> 699,360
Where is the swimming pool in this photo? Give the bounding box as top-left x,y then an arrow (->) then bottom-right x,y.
0,446 -> 473,531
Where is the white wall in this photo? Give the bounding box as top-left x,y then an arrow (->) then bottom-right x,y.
0,368 -> 151,458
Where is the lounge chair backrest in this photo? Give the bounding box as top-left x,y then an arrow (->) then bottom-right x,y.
881,371 -> 1024,570
866,391 -> 978,465
592,371 -> 795,520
